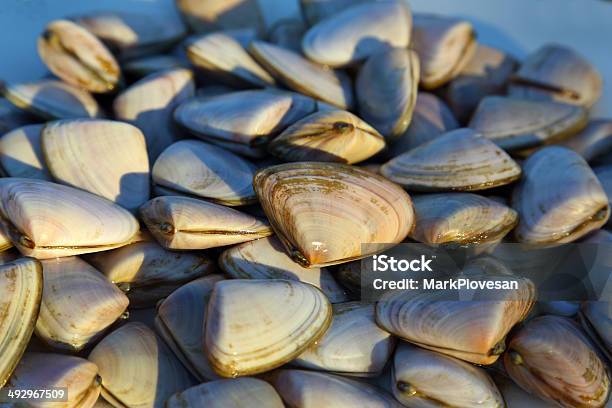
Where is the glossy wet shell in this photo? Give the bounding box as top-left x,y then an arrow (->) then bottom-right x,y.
0,258 -> 42,388
268,109 -> 385,164
38,20 -> 121,93
35,257 -> 129,351
301,1 -> 412,67
113,68 -> 195,161
219,236 -> 348,303
512,147 -> 610,245
381,128 -> 522,192
254,162 -> 415,267
1,79 -> 102,120
0,178 -> 139,259
504,315 -> 610,408
41,119 -> 150,212
140,196 -> 272,250
204,279 -> 332,377
0,124 -> 51,180
595,165 -> 612,227
250,41 -> 354,109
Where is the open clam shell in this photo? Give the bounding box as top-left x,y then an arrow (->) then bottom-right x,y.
392,342 -> 504,408
140,196 -> 272,250
376,258 -> 536,364
268,369 -> 403,407
254,162 -> 415,267
301,1 -> 412,67
41,119 -> 150,212
381,128 -> 522,192
167,378 -> 284,408
561,120 -> 612,163
412,14 -> 477,89
72,11 -> 186,60
595,165 -> 612,227
174,90 -> 316,158
386,92 -> 459,158
86,240 -> 214,308
89,322 -> 195,408
1,79 -> 102,120
186,31 -> 274,87
410,193 -> 518,246
152,139 -> 257,205
0,258 -> 42,388
356,48 -> 419,141
176,0 -> 265,33
249,41 -> 354,109
0,124 -> 51,180
8,353 -> 101,408
268,18 -> 306,52
579,302 -> 611,361
113,68 -> 195,161
294,302 -> 396,376
219,236 -> 348,303
35,257 -> 129,351
268,109 -> 385,164
155,275 -> 224,382
504,315 -> 610,408
512,147 -> 610,245
509,44 -> 603,108
0,178 -> 139,259
446,44 -> 518,123
38,20 -> 121,93
469,96 -> 589,151
205,279 -> 332,377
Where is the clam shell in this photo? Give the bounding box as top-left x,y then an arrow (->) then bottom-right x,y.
268,369 -> 403,407
86,240 -> 214,308
595,165 -> 612,227
38,20 -> 121,93
0,97 -> 34,135
392,342 -> 504,408
268,109 -> 385,164
493,374 -> 557,408
186,31 -> 274,87
579,302 -> 611,360
562,120 -> 612,163
356,47 -> 420,142
89,322 -> 195,408
155,275 -> 224,381
123,54 -> 187,78
410,193 -> 518,246
41,119 -> 150,212
8,353 -> 101,408
93,398 -> 115,408
0,178 -> 139,259
301,1 -> 412,67
447,44 -> 518,123
412,14 -> 477,89
35,257 -> 129,351
381,128 -> 522,192
294,302 -> 396,376
300,0 -> 374,25
469,96 -> 589,151
1,79 -> 102,119
152,139 -> 257,205
166,378 -> 284,408
174,90 -> 316,158
376,258 -> 536,364
268,18 -> 306,52
219,236 -> 348,303
249,41 -> 354,109
386,92 -> 459,157
512,147 -> 610,245
0,124 -> 51,180
205,279 -> 332,377
140,196 -> 272,250
254,162 -> 415,267
176,0 -> 265,33
0,258 -> 42,387
509,44 -> 603,108
113,68 -> 195,161
72,11 -> 186,60
504,315 -> 610,408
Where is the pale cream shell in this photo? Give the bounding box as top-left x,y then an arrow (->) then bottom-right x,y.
0,124 -> 51,180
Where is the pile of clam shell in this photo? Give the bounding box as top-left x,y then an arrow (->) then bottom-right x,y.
0,0 -> 610,407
